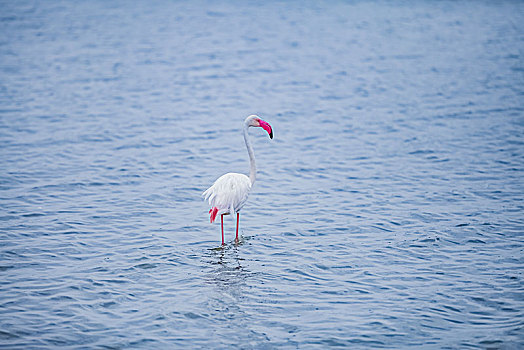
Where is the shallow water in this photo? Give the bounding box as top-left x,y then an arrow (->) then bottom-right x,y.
1,1 -> 523,348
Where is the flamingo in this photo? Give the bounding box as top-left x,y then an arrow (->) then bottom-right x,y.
203,115 -> 273,245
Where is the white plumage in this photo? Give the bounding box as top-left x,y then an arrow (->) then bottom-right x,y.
202,173 -> 251,217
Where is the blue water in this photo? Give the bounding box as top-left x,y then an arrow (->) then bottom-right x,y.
1,1 -> 523,348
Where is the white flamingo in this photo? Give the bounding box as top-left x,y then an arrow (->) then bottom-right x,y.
203,115 -> 273,245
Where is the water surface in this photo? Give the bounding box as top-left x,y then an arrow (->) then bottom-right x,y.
1,1 -> 523,348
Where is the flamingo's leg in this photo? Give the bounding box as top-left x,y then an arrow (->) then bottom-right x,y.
236,213 -> 240,241
221,214 -> 225,246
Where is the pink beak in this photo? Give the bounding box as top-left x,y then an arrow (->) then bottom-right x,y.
259,120 -> 273,139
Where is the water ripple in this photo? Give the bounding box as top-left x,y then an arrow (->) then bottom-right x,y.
1,0 -> 523,349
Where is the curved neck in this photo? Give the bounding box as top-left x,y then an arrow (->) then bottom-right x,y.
243,124 -> 256,184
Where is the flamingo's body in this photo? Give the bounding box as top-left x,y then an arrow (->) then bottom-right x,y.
203,115 -> 273,245
203,173 -> 251,220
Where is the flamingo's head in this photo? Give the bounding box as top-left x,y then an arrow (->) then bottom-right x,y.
246,115 -> 273,139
